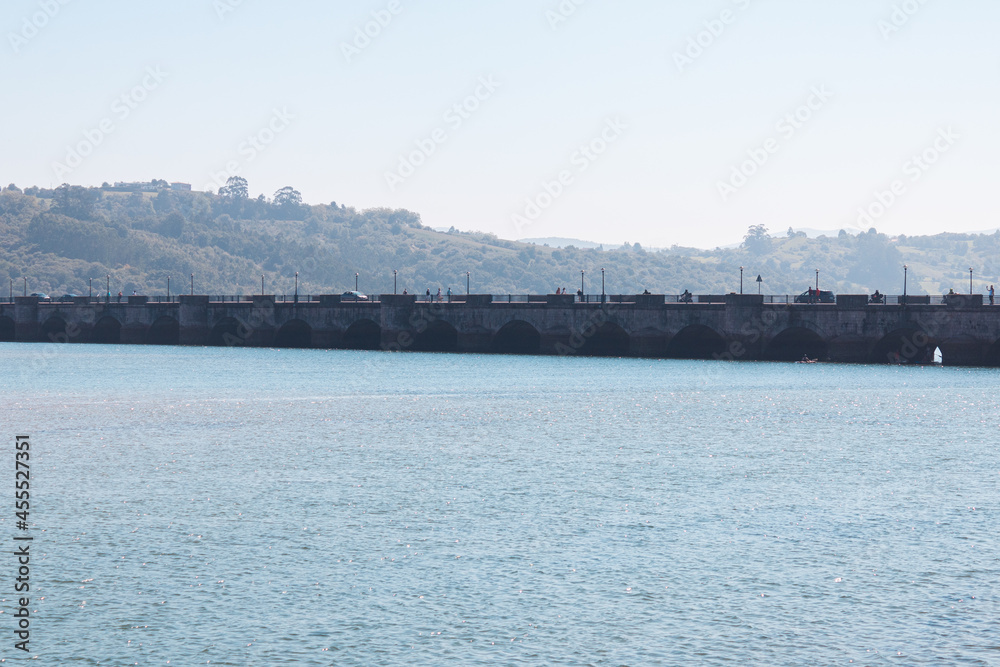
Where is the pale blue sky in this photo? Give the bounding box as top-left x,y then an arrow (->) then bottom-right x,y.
3,0 -> 998,248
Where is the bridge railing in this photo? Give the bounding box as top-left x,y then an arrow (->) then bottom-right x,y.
3,294 -> 996,307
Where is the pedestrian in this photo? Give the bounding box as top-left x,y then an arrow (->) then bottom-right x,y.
990,285 -> 995,305
436,287 -> 442,302
447,287 -> 452,301
117,291 -> 122,303
425,288 -> 430,302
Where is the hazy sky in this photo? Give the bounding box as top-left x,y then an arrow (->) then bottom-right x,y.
4,0 -> 998,248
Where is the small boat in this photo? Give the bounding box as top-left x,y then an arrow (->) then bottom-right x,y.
797,356 -> 819,364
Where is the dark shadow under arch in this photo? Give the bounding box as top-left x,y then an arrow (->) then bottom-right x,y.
580,322 -> 630,357
41,316 -> 69,343
209,317 -> 248,347
91,316 -> 122,345
870,328 -> 933,364
413,320 -> 458,353
342,319 -> 381,351
274,319 -> 312,349
984,339 -> 1000,367
494,320 -> 541,355
764,327 -> 828,362
0,316 -> 14,342
665,325 -> 726,360
146,316 -> 179,345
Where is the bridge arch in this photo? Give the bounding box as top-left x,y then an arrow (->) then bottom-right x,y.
274,319 -> 312,349
665,325 -> 726,360
41,316 -> 70,343
493,320 -> 541,355
870,328 -> 935,364
209,317 -> 249,347
0,316 -> 14,342
342,319 -> 381,350
579,322 -> 630,357
146,316 -> 179,345
984,338 -> 1000,367
91,316 -> 122,345
413,320 -> 458,353
938,335 -> 985,367
764,327 -> 828,362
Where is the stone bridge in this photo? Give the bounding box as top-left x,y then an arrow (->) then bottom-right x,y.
2,293 -> 1000,366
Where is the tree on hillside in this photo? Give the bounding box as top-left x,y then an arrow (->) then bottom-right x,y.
219,176 -> 249,201
274,186 -> 303,220
742,224 -> 771,254
52,184 -> 99,220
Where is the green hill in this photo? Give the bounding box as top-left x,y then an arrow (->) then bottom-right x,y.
1,184 -> 997,298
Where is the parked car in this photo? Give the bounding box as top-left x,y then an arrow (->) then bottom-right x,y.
57,293 -> 78,301
341,291 -> 369,302
794,289 -> 835,303
29,292 -> 50,301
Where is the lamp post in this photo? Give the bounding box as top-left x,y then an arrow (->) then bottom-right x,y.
89,277 -> 92,298
294,272 -> 298,303
601,268 -> 605,301
903,265 -> 908,301
466,271 -> 470,295
581,270 -> 585,295
740,266 -> 744,295
190,273 -> 194,296
393,270 -> 397,295
261,274 -> 264,296
355,272 -> 359,292
815,269 -> 819,293
167,276 -> 170,301
23,277 -> 26,297
107,274 -> 110,301
9,278 -> 12,301
970,267 -> 974,295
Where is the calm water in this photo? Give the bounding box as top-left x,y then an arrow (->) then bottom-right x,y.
2,344 -> 998,665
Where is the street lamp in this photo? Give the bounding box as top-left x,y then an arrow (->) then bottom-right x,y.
903,265 -> 908,300
9,278 -> 12,301
190,273 -> 194,296
393,270 -> 397,295
294,272 -> 299,303
261,274 -> 264,296
601,268 -> 605,301
740,266 -> 744,295
355,272 -> 359,292
970,267 -> 974,295
581,270 -> 585,295
23,277 -> 26,297
466,271 -> 470,295
815,269 -> 819,293
107,275 -> 110,301
167,276 -> 170,301
89,277 -> 92,298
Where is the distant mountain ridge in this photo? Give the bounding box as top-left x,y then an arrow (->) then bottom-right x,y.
1,183 -> 998,298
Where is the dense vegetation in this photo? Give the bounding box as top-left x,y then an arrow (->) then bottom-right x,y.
1,183 -> 997,298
